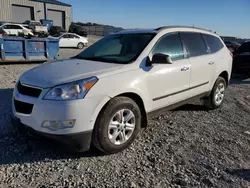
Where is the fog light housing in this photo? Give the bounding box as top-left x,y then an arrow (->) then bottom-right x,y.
42,120 -> 76,130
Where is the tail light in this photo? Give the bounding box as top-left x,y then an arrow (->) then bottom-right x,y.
230,52 -> 233,57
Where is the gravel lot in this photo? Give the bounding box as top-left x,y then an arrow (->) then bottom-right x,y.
0,36 -> 250,187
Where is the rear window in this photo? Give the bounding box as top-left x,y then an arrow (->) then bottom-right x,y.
202,34 -> 224,53
180,32 -> 208,57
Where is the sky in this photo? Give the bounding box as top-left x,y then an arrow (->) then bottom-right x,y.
62,0 -> 250,38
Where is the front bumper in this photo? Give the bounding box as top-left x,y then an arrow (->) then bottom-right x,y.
12,85 -> 110,134
11,114 -> 92,152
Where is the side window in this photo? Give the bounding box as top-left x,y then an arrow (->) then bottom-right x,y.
202,34 -> 224,53
62,34 -> 69,39
68,34 -> 76,38
12,25 -> 22,29
152,33 -> 184,61
3,25 -> 12,29
180,32 -> 208,57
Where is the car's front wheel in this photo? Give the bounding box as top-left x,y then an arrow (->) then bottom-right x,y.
77,42 -> 84,49
92,97 -> 141,154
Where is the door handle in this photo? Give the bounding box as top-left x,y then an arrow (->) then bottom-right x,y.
181,66 -> 190,71
208,61 -> 214,65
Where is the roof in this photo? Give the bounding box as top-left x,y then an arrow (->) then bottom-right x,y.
31,0 -> 71,7
155,25 -> 213,33
113,25 -> 214,35
113,29 -> 157,35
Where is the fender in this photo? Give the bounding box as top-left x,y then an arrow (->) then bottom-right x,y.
107,87 -> 150,111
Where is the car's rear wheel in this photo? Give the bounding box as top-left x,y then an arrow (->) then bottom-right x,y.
92,97 -> 141,154
77,42 -> 84,49
203,76 -> 226,109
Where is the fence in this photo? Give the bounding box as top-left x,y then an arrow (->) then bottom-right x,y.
81,26 -> 124,36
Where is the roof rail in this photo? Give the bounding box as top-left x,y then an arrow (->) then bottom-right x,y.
155,25 -> 214,33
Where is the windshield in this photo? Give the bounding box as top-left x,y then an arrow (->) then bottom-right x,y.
76,33 -> 155,64
32,22 -> 41,26
238,42 -> 250,53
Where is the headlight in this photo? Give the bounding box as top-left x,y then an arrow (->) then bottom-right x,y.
44,77 -> 98,100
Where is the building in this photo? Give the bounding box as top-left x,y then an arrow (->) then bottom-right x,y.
0,0 -> 72,30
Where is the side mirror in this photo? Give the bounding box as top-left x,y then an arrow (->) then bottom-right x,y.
151,53 -> 172,64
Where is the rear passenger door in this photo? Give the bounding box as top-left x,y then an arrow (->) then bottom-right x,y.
69,34 -> 80,47
59,34 -> 69,47
13,25 -> 23,35
202,34 -> 224,84
180,32 -> 213,97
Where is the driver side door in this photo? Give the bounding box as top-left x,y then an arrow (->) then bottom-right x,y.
147,32 -> 191,111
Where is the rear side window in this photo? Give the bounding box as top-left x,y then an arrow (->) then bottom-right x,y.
152,33 -> 184,61
12,25 -> 22,29
202,34 -> 224,53
62,34 -> 69,38
180,32 -> 208,57
3,25 -> 12,29
68,34 -> 76,38
71,34 -> 80,39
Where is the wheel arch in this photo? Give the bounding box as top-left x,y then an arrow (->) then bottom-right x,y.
116,92 -> 148,128
92,92 -> 148,129
218,70 -> 229,86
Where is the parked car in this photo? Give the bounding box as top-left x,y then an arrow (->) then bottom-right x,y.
22,20 -> 48,35
48,26 -> 66,37
0,27 -> 7,35
11,26 -> 232,154
224,41 -> 241,52
69,24 -> 88,37
233,42 -> 250,74
50,33 -> 88,49
0,21 -> 6,26
0,23 -> 33,36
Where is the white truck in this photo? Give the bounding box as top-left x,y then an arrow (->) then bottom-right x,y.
23,20 -> 48,35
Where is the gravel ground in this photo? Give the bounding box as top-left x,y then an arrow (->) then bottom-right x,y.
0,37 -> 250,187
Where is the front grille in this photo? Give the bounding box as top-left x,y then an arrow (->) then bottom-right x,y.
14,99 -> 34,114
17,82 -> 42,98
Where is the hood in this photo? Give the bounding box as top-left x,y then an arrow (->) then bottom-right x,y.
20,58 -> 123,88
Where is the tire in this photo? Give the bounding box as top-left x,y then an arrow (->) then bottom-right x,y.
92,97 -> 142,154
203,77 -> 227,110
77,42 -> 84,49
